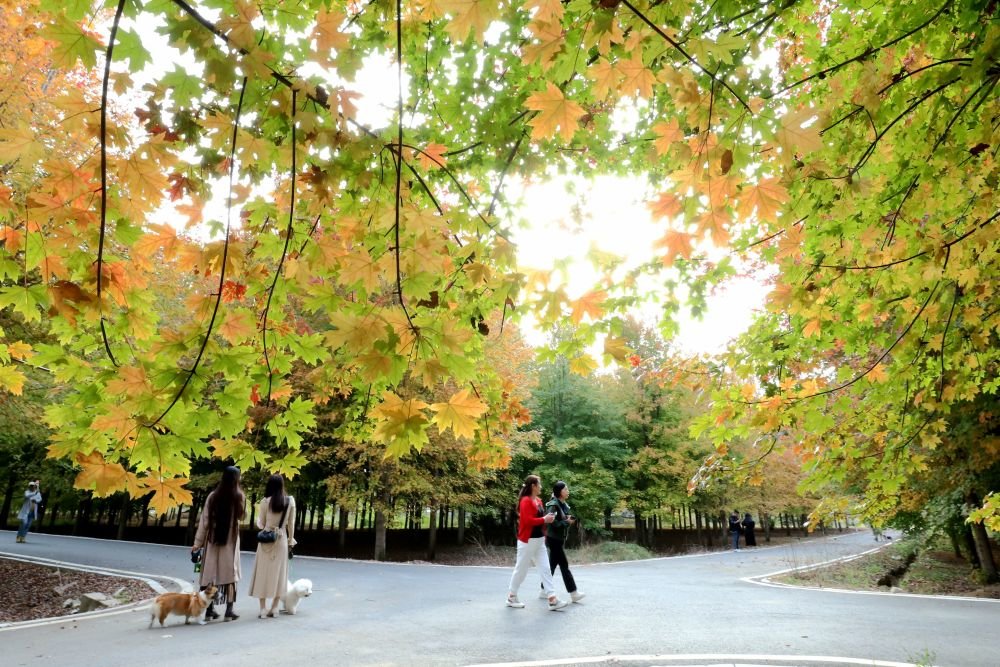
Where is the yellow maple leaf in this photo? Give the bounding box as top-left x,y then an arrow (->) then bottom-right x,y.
372,392 -> 430,451
218,0 -> 260,51
569,354 -> 598,376
430,388 -> 488,440
91,405 -> 137,443
775,224 -> 804,260
133,223 -> 181,262
803,318 -> 822,338
603,335 -> 631,363
618,51 -> 655,99
570,289 -> 606,324
653,118 -> 683,156
338,248 -> 384,293
7,341 -> 33,360
523,0 -> 564,23
867,362 -> 888,383
588,58 -> 620,100
412,358 -> 450,388
523,20 -> 564,70
775,107 -> 824,156
441,0 -> 501,43
146,476 -> 194,514
106,365 -> 149,396
325,312 -> 387,354
74,451 -> 127,497
654,230 -> 694,266
738,178 -> 789,222
525,82 -> 585,143
0,365 -> 26,395
312,8 -> 349,58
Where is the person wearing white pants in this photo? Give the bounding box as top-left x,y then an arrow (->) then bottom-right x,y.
506,474 -> 569,611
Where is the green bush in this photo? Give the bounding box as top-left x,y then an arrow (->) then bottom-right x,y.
570,541 -> 654,563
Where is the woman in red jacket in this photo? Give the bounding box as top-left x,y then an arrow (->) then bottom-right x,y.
506,474 -> 569,610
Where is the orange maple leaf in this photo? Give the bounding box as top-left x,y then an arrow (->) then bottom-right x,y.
146,476 -> 194,514
74,451 -> 127,497
653,118 -> 683,156
588,58 -> 620,100
525,82 -> 585,143
738,178 -> 789,222
570,289 -> 606,324
523,20 -> 564,70
803,318 -> 822,338
647,192 -> 683,219
618,51 -> 655,99
697,208 -> 731,246
655,230 -> 694,266
417,142 -> 448,170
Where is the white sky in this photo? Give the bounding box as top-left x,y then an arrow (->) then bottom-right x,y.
124,11 -> 765,358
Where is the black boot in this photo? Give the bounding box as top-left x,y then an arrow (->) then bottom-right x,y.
204,602 -> 220,621
224,602 -> 239,621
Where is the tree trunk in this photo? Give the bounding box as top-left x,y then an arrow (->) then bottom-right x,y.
962,524 -> 981,567
695,509 -> 704,546
338,506 -> 348,550
427,506 -> 438,561
967,493 -> 998,583
947,528 -> 963,559
604,507 -> 612,530
140,494 -> 151,527
0,468 -> 17,529
373,507 -> 387,561
316,499 -> 325,530
634,510 -> 644,546
762,510 -> 772,543
457,507 -> 466,545
116,494 -> 130,540
248,492 -> 258,530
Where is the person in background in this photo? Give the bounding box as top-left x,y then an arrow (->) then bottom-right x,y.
742,512 -> 757,547
541,481 -> 585,603
728,510 -> 743,551
192,465 -> 246,621
248,473 -> 297,618
506,474 -> 568,611
16,480 -> 42,543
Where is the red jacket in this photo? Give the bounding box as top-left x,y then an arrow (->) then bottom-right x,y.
517,495 -> 547,543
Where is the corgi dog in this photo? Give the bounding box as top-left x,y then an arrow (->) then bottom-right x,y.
148,585 -> 218,628
280,578 -> 313,615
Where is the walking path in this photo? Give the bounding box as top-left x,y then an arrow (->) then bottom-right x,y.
1,529 -> 997,666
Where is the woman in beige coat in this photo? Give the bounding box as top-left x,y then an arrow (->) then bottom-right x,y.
248,473 -> 297,618
192,465 -> 246,621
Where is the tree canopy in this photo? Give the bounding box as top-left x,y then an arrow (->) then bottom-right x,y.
0,0 -> 997,528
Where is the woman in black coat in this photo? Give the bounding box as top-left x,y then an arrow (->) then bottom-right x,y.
742,513 -> 757,547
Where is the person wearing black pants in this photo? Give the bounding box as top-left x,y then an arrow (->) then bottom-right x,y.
541,481 -> 585,603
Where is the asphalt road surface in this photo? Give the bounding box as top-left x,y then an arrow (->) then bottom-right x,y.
1,529 -> 997,666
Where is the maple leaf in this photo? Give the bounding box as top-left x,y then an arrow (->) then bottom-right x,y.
146,476 -> 194,513
74,451 -> 127,497
106,365 -> 149,396
803,319 -> 822,338
569,354 -> 598,376
133,223 -> 181,261
647,192 -> 683,219
326,312 -> 387,354
738,178 -> 789,222
523,20 -> 564,70
0,365 -> 26,395
655,230 -> 694,266
441,0 -> 501,43
867,363 -> 888,383
523,0 -> 564,23
570,289 -> 606,324
588,58 -> 620,100
618,52 -> 655,99
653,118 -> 683,156
525,83 -> 586,143
7,341 -> 33,360
775,107 -> 824,156
429,388 -> 488,439
603,335 -> 631,363
697,208 -> 731,246
417,143 -> 448,170
217,0 -> 259,51
372,392 -> 430,454
219,308 -> 258,345
312,8 -> 349,58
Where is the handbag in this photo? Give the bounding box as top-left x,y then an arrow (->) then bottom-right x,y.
256,500 -> 289,544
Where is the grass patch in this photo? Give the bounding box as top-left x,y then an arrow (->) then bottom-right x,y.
776,538 -> 917,591
570,541 -> 654,563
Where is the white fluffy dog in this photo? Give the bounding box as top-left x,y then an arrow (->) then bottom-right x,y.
280,578 -> 313,615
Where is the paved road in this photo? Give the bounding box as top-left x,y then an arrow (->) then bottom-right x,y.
1,529 -> 997,666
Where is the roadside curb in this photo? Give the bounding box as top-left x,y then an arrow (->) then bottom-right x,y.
0,551 -> 192,632
464,653 -> 930,667
742,543 -> 1000,604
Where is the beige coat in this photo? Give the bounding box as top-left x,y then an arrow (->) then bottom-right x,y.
193,490 -> 245,587
248,495 -> 297,599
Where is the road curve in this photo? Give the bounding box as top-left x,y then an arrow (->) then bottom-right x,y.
1,529 -> 997,666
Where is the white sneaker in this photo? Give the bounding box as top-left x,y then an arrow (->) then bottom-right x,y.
570,591 -> 586,603
547,597 -> 569,611
506,594 -> 525,608
538,589 -> 548,599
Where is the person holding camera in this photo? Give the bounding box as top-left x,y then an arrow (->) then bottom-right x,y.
15,480 -> 42,543
506,474 -> 569,611
541,481 -> 585,603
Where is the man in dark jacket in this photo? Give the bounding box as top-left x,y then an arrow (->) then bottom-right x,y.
728,510 -> 742,551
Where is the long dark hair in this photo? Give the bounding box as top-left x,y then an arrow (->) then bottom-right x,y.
209,466 -> 245,546
264,473 -> 288,513
519,474 -> 540,499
